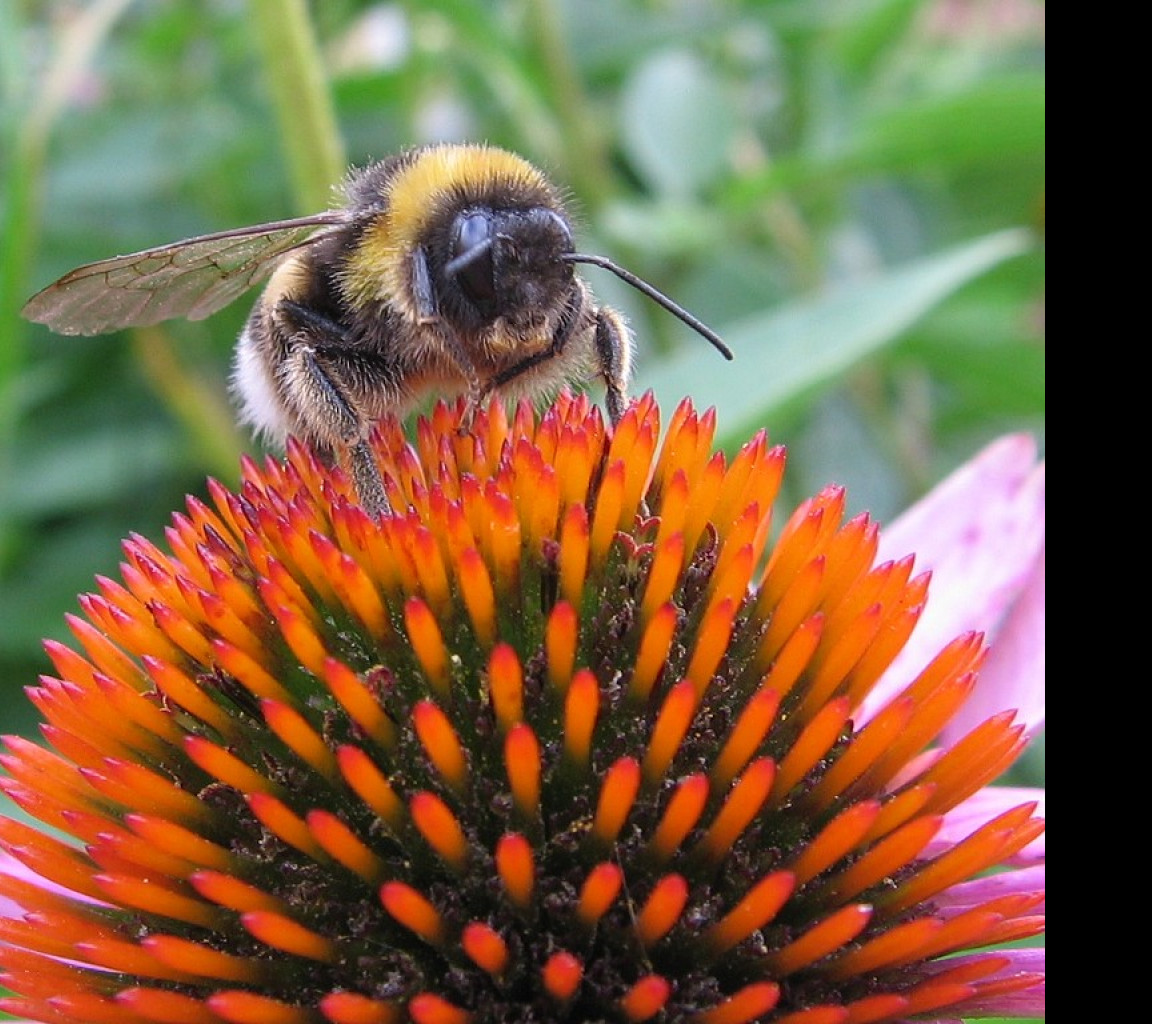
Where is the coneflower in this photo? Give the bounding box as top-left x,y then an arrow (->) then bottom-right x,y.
0,393 -> 1044,1024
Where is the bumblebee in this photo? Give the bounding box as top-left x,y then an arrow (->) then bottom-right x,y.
24,142 -> 732,516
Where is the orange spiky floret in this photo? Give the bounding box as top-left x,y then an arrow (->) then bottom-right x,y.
0,395 -> 1042,1024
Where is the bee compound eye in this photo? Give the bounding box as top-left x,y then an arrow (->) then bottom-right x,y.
453,211 -> 491,256
450,212 -> 496,304
545,208 -> 573,246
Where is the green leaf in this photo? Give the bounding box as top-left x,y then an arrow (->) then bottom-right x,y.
731,74 -> 1045,200
644,228 -> 1034,443
0,516 -> 134,658
619,50 -> 738,197
849,75 -> 1046,173
829,0 -> 923,76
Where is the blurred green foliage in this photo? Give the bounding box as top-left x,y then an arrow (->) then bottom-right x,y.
1,0 -> 1043,744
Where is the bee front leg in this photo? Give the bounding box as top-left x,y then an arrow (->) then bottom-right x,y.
410,245 -> 439,322
301,347 -> 391,519
276,300 -> 391,518
408,249 -> 490,428
592,307 -> 633,426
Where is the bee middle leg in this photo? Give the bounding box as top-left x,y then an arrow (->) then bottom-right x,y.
276,300 -> 391,517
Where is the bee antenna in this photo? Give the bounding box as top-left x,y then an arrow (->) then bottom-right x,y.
563,252 -> 734,360
445,236 -> 495,278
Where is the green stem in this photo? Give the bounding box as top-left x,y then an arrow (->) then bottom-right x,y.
247,0 -> 345,212
524,0 -> 613,206
131,329 -> 249,484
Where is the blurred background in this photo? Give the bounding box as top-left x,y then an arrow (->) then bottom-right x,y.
1,0 -> 1043,766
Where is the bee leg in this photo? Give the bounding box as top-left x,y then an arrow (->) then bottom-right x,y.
589,305 -> 643,513
592,307 -> 633,426
406,254 -> 486,429
458,381 -> 486,434
277,300 -> 392,517
433,338 -> 483,433
346,438 -> 390,519
298,346 -> 392,518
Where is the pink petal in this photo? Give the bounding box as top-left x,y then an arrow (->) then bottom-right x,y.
942,783 -> 1046,824
943,540 -> 1045,744
934,863 -> 1045,915
864,434 -> 1045,734
927,785 -> 1046,866
1,848 -> 103,914
902,1019 -> 962,1024
1,850 -> 42,919
930,949 -> 1046,1018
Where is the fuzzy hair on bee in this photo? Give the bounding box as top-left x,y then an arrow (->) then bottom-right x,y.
24,142 -> 732,517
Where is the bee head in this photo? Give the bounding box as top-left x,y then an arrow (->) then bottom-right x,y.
440,206 -> 575,331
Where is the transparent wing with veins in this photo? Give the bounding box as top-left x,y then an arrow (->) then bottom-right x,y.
22,213 -> 347,336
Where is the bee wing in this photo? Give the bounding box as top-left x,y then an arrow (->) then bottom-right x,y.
22,213 -> 348,336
